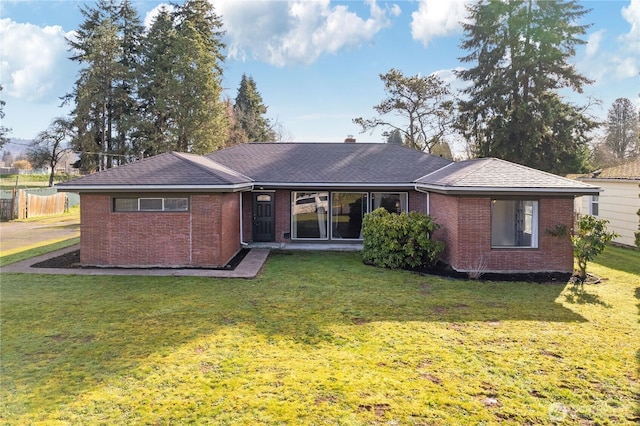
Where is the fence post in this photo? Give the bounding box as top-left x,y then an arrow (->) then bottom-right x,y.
10,188 -> 16,220
18,189 -> 26,219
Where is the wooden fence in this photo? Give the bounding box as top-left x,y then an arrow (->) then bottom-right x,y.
0,189 -> 71,220
25,192 -> 67,218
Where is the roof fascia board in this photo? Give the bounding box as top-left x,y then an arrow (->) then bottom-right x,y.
56,184 -> 255,193
578,177 -> 640,183
414,183 -> 601,196
252,182 -> 415,189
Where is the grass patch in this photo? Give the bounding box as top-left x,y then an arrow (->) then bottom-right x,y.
0,237 -> 79,267
0,174 -> 71,189
1,250 -> 638,424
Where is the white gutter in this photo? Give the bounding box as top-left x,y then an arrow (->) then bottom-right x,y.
414,183 -> 601,196
414,186 -> 431,214
239,192 -> 247,246
252,182 -> 414,189
56,183 -> 255,192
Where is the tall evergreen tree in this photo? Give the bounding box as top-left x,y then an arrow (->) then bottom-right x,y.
137,0 -> 227,155
457,0 -> 596,174
604,98 -> 639,161
171,0 -> 227,153
137,7 -> 178,156
66,0 -> 142,171
111,0 -> 143,163
233,74 -> 275,142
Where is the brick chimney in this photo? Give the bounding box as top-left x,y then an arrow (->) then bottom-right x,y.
344,135 -> 356,143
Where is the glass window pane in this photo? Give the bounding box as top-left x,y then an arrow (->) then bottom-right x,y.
292,192 -> 328,239
591,195 -> 599,216
371,193 -> 407,214
491,200 -> 537,248
139,198 -> 163,211
332,192 -> 366,239
114,198 -> 138,211
164,198 -> 188,211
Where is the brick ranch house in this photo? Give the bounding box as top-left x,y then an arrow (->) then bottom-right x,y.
57,142 -> 599,273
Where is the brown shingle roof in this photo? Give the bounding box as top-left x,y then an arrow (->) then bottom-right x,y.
57,143 -> 600,195
206,142 -> 453,185
416,158 -> 599,194
57,152 -> 253,190
586,159 -> 640,180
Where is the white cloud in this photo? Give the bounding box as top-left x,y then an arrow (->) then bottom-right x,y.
410,0 -> 468,47
0,18 -> 74,102
142,3 -> 176,30
586,30 -> 604,58
615,56 -> 639,79
621,0 -> 640,53
212,0 -> 396,66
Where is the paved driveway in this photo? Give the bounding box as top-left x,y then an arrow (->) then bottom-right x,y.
0,216 -> 80,253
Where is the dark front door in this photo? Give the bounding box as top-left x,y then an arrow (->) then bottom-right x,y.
253,192 -> 275,242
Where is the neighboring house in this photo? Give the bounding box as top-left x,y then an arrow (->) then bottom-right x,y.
57,142 -> 598,273
572,159 -> 640,247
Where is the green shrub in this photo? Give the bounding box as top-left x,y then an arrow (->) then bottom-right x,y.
572,215 -> 618,280
362,208 -> 444,269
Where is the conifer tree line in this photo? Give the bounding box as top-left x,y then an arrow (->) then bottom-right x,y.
356,0 -> 639,175
62,0 -> 275,172
14,0 -> 639,176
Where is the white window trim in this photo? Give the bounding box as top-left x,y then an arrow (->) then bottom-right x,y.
491,199 -> 539,249
291,191 -> 409,241
113,197 -> 189,212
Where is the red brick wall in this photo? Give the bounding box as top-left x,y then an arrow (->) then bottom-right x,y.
409,191 -> 428,214
274,190 -> 292,243
80,193 -> 240,267
429,194 -> 574,273
429,193 -> 460,267
242,192 -> 253,242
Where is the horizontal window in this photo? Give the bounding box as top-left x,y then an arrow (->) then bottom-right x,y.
113,197 -> 189,212
291,191 -> 408,240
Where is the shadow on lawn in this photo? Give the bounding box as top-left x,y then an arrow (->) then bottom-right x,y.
1,254 -> 588,418
563,284 -> 612,308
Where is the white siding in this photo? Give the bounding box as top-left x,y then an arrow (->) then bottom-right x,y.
580,180 -> 640,247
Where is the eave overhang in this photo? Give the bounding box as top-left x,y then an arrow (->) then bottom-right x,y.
56,183 -> 255,193
414,183 -> 602,196
251,182 -> 416,190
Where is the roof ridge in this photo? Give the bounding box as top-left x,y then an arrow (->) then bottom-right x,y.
415,160 -> 457,183
490,157 -> 582,184
171,152 -> 253,184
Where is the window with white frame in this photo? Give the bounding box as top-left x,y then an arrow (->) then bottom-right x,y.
113,197 -> 189,212
291,192 -> 329,239
291,191 -> 408,240
590,195 -> 599,216
491,199 -> 538,248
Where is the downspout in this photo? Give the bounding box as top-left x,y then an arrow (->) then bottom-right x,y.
239,192 -> 248,246
414,185 -> 430,215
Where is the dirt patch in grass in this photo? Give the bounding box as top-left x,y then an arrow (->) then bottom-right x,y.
413,261 -> 572,283
31,248 -> 251,270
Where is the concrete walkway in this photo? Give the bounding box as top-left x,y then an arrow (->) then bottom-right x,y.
0,216 -> 80,253
1,245 -> 270,278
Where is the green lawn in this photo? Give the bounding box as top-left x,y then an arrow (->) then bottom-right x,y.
1,246 -> 638,424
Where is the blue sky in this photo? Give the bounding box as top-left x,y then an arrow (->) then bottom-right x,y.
1,0 -> 639,154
